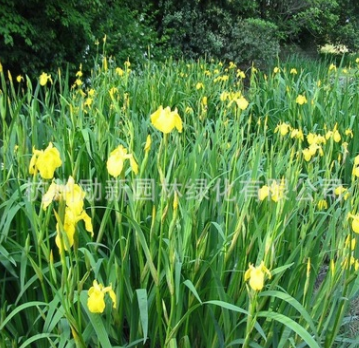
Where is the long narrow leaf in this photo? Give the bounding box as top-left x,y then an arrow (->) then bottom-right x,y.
257,311 -> 320,348
136,289 -> 148,344
0,301 -> 48,330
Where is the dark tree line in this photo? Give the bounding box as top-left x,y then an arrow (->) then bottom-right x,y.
1,0 -> 358,77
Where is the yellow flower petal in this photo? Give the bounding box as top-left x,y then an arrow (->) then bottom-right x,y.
116,67 -> 124,76
353,166 -> 359,177
108,288 -> 117,309
107,145 -> 128,177
64,177 -> 85,215
30,143 -> 62,179
37,150 -> 62,179
144,135 -> 152,153
55,218 -> 76,251
87,280 -> 116,313
270,181 -> 285,202
236,96 -> 249,110
352,218 -> 359,233
249,267 -> 264,291
87,287 -> 106,313
106,145 -> 138,177
275,122 -> 290,136
150,106 -> 183,134
173,109 -> 183,133
317,199 -> 328,210
245,261 -> 270,291
42,182 -> 61,210
107,154 -> 124,177
29,150 -> 40,175
196,82 -> 204,90
258,185 -> 270,201
79,211 -> 93,236
333,130 -> 341,142
129,156 -> 139,175
39,72 -> 52,86
244,266 -> 252,281
296,95 -> 307,105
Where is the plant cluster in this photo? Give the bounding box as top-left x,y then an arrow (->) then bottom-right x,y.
1,56 -> 359,347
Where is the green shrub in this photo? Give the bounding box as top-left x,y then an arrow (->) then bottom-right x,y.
161,4 -> 280,68
224,18 -> 280,68
0,1 -> 162,78
161,4 -> 233,60
0,0 -> 94,77
88,4 -> 163,67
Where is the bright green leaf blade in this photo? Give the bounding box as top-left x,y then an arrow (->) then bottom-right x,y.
259,290 -> 318,339
136,289 -> 148,344
257,311 -> 320,348
226,339 -> 263,348
43,295 -> 65,333
0,301 -> 48,330
211,221 -> 225,241
204,300 -> 248,315
270,263 -> 294,276
18,333 -> 58,348
183,279 -> 202,304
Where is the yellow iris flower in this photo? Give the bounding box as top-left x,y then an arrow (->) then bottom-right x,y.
290,128 -> 304,141
274,122 -> 291,136
352,155 -> 359,177
348,213 -> 359,233
42,177 -> 93,251
29,142 -> 62,179
244,261 -> 271,291
236,96 -> 249,110
237,69 -> 245,79
87,280 -> 117,313
55,207 -> 93,251
258,185 -> 270,201
334,186 -> 349,200
107,145 -> 138,178
258,180 -> 286,202
150,106 -> 183,134
39,72 -> 52,86
317,199 -> 328,210
196,82 -> 204,90
296,94 -> 307,105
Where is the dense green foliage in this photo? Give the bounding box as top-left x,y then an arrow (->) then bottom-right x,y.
0,0 -> 95,76
0,0 -> 161,77
1,0 -> 359,76
1,54 -> 359,347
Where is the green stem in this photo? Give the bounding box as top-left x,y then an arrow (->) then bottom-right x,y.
244,291 -> 257,348
154,133 -> 168,347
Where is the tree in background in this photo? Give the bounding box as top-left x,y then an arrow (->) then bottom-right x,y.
0,0 -> 96,77
88,1 -> 162,68
1,0 -> 359,77
331,0 -> 359,50
158,0 -> 359,66
0,0 -> 160,77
